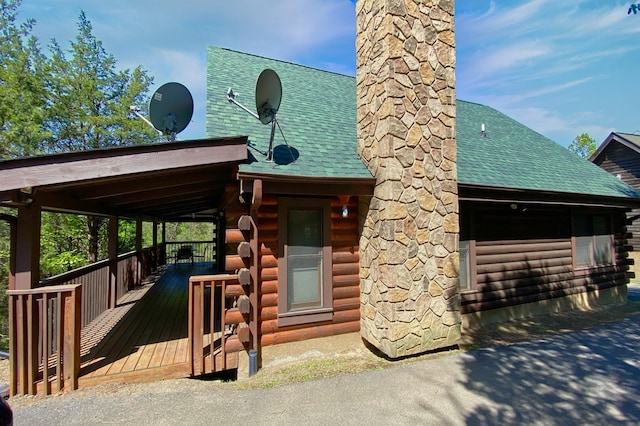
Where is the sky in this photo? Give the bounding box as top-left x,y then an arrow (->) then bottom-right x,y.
16,0 -> 640,147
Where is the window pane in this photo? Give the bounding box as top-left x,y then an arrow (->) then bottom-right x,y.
287,208 -> 323,311
459,240 -> 470,291
574,214 -> 591,237
288,209 -> 322,255
594,235 -> 612,265
593,215 -> 610,235
288,255 -> 322,310
575,235 -> 593,266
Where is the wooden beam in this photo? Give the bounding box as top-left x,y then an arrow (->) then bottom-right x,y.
0,137 -> 248,192
108,216 -> 118,309
15,203 -> 41,290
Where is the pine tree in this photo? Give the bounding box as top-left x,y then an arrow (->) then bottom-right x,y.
0,0 -> 48,158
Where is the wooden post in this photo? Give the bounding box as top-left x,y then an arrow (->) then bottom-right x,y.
249,179 -> 262,366
108,216 -> 118,309
63,286 -> 82,391
15,203 -> 41,290
152,222 -> 159,270
135,219 -> 142,285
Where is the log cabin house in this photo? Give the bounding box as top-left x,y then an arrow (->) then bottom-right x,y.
590,132 -> 640,279
1,42 -> 639,395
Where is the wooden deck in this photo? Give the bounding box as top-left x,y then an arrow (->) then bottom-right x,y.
77,263 -> 222,388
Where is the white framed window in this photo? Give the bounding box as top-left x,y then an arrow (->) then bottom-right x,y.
574,214 -> 614,268
277,198 -> 333,326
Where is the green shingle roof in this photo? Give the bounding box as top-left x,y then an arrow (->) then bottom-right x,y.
456,101 -> 640,198
206,46 -> 640,200
206,46 -> 371,179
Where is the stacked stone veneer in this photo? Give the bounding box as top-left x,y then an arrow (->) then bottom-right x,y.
356,0 -> 461,358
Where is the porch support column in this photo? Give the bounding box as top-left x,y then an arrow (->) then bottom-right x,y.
15,203 -> 41,290
249,179 -> 263,371
108,216 -> 118,309
135,219 -> 142,286
162,223 -> 167,265
356,0 -> 461,357
152,222 -> 159,271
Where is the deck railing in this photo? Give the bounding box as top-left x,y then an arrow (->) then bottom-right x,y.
166,241 -> 216,264
7,284 -> 82,396
188,274 -> 248,376
40,251 -> 150,328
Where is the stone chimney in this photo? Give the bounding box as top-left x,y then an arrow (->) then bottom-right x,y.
356,0 -> 461,358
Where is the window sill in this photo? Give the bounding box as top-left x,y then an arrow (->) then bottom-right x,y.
277,308 -> 333,327
573,264 -> 616,276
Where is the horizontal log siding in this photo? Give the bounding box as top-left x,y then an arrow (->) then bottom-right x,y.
258,196 -> 361,346
461,204 -> 629,314
592,142 -> 640,250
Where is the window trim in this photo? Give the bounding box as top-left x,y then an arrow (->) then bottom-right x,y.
277,197 -> 333,327
459,206 -> 477,293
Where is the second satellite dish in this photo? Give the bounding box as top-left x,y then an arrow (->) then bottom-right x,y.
255,69 -> 282,125
149,82 -> 194,140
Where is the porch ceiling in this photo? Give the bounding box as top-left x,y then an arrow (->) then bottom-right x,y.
0,136 -> 248,221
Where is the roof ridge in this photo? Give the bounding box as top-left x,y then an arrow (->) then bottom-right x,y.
208,46 -> 355,79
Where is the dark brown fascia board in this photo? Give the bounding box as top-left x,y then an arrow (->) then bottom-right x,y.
236,171 -> 376,197
590,132 -> 640,162
0,136 -> 248,192
459,183 -> 640,209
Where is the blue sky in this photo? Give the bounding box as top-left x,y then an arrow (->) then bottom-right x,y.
17,0 -> 640,147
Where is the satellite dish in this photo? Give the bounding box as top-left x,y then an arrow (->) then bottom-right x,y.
149,82 -> 194,140
255,69 -> 282,125
227,69 -> 285,162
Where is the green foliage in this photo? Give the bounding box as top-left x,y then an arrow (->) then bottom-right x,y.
40,212 -> 90,277
0,0 -> 49,158
165,222 -> 215,243
43,10 -> 158,153
118,219 -> 137,253
0,217 -> 10,349
568,133 -> 597,159
629,3 -> 640,14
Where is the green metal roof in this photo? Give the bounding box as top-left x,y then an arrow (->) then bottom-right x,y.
206,46 -> 371,179
206,46 -> 640,200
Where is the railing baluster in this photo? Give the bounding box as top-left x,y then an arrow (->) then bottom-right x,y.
209,280 -> 214,373
27,293 -> 36,395
56,292 -> 63,392
221,279 -> 226,371
42,292 -> 50,395
8,284 -> 82,396
188,274 -> 243,377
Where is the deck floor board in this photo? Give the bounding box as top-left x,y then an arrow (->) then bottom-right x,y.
78,263 -> 217,384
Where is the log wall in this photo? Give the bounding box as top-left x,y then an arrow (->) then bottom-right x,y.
460,203 -> 630,314
225,195 -> 361,348
592,142 -> 640,250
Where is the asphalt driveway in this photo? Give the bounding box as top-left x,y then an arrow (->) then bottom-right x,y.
12,311 -> 640,425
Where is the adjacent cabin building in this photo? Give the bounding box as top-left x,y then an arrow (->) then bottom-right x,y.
590,132 -> 640,279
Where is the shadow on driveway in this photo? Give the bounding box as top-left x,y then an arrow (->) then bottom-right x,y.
460,315 -> 640,424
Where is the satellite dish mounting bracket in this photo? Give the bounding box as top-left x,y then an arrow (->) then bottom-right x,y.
227,69 -> 282,162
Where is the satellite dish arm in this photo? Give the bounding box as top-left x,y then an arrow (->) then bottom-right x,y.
227,88 -> 259,120
130,106 -> 162,136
